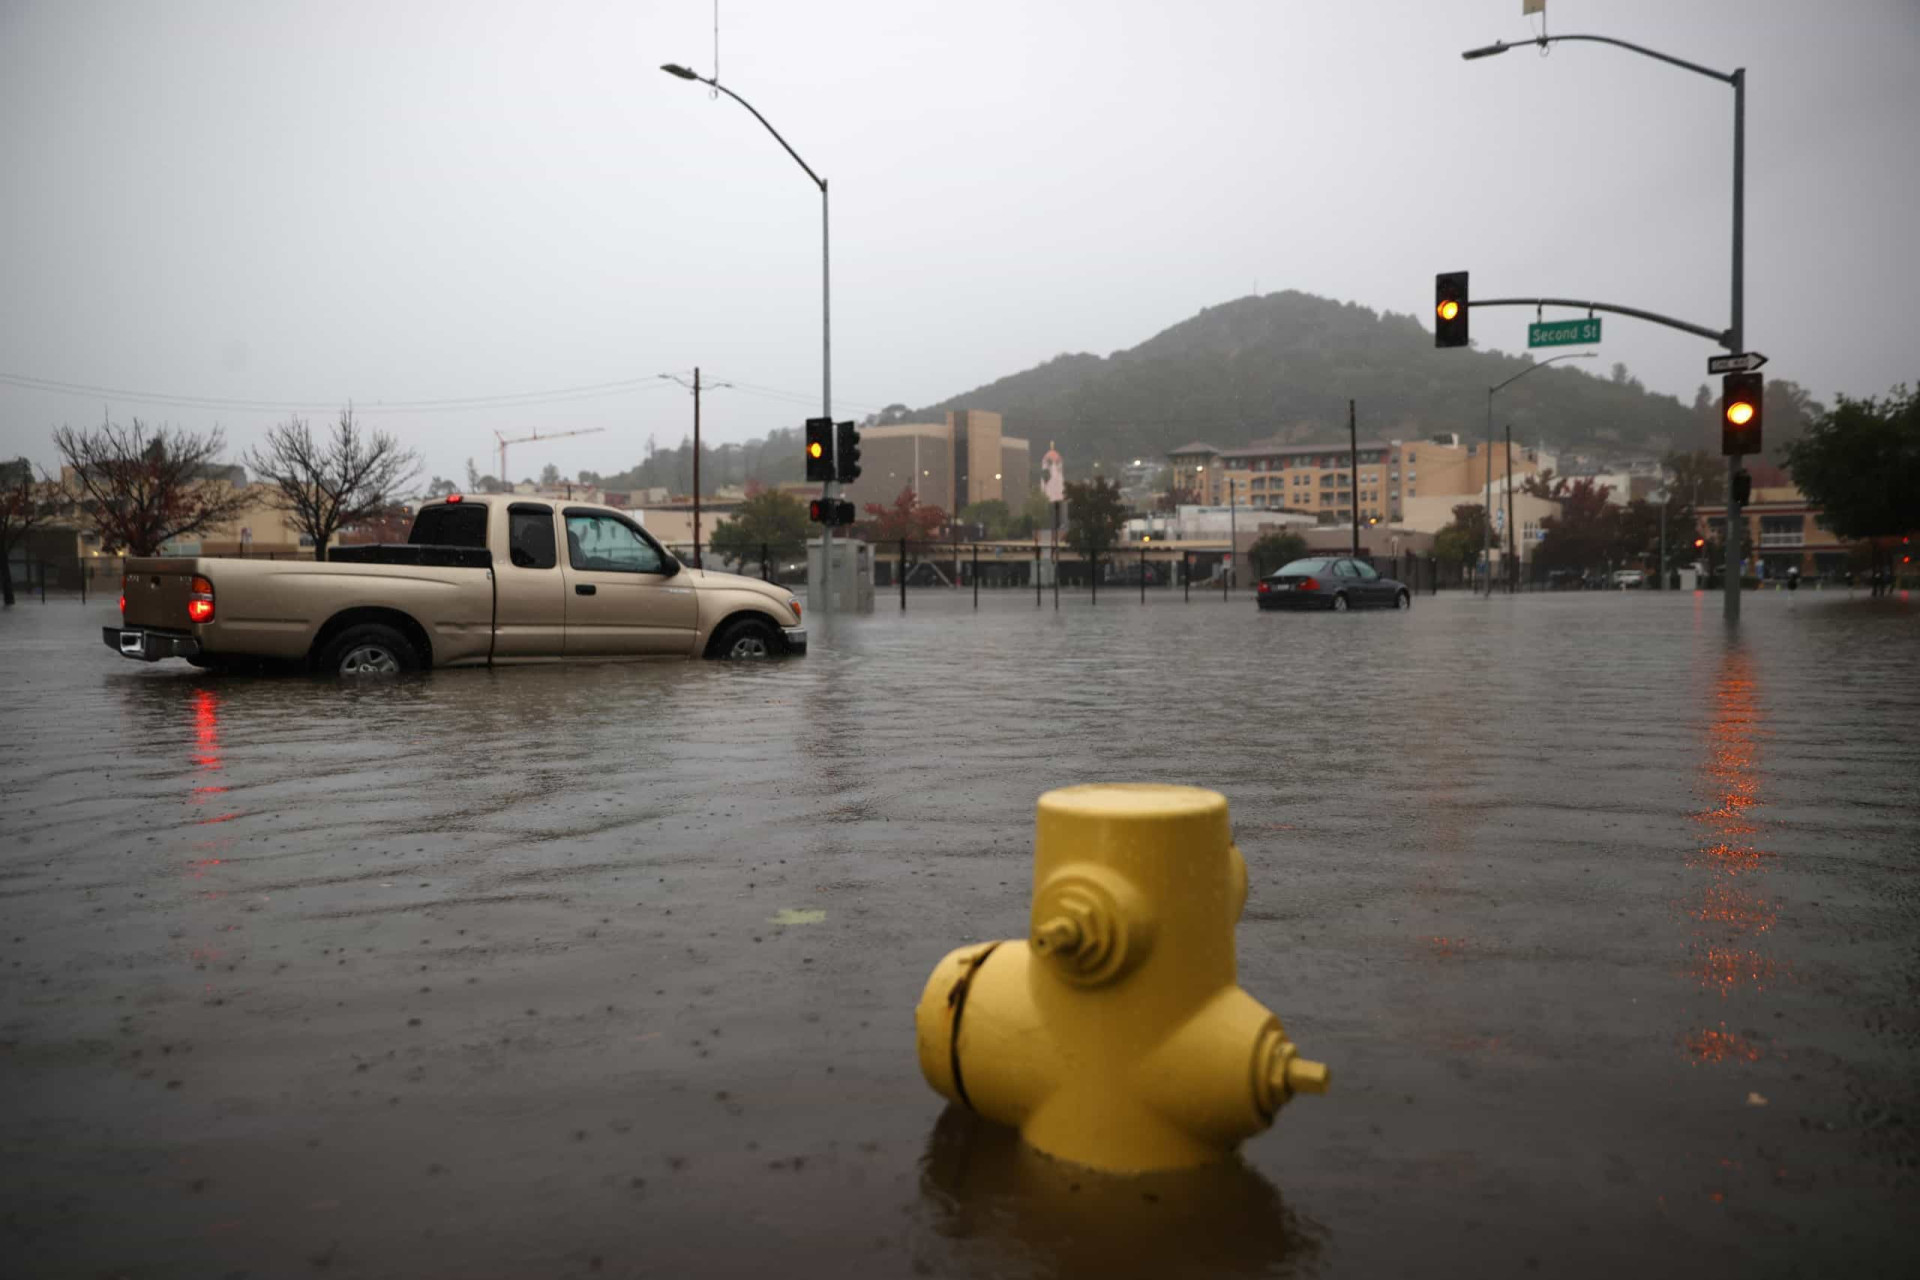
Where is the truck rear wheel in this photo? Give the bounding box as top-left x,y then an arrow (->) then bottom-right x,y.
317,623 -> 420,676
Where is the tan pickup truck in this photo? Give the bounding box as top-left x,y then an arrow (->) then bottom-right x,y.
104,495 -> 806,673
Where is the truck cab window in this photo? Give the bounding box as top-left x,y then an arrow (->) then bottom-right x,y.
507,505 -> 557,570
409,504 -> 489,548
565,512 -> 663,574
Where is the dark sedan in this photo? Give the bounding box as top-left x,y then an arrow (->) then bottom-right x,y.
1256,557 -> 1411,611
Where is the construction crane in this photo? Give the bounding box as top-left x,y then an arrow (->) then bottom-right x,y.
493,428 -> 605,487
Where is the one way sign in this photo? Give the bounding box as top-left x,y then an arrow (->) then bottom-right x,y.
1708,352 -> 1769,374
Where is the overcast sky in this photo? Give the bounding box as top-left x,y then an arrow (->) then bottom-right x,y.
3,0 -> 1915,485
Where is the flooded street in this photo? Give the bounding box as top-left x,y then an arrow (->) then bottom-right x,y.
3,588 -> 1916,1278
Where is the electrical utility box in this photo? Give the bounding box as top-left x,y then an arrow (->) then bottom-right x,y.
807,536 -> 875,614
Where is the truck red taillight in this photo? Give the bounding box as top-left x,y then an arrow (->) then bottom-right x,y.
187,575 -> 215,624
119,574 -> 127,614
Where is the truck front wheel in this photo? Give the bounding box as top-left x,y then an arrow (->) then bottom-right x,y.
710,616 -> 781,660
317,623 -> 420,676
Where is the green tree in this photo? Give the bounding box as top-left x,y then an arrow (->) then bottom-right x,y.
1063,476 -> 1128,562
707,489 -> 809,568
1433,503 -> 1489,567
1249,531 -> 1308,576
958,498 -> 1014,539
1785,383 -> 1920,587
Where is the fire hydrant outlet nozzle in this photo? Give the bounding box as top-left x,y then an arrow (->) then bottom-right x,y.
914,784 -> 1328,1173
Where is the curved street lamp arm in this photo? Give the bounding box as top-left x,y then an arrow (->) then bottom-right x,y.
681,71 -> 826,191
1491,350 -> 1594,395
1464,33 -> 1734,85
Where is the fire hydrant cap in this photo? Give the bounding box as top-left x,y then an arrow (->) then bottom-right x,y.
1038,783 -> 1226,821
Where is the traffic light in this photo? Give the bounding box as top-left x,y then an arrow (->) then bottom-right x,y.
805,417 -> 834,482
1435,271 -> 1469,348
808,497 -> 855,526
1721,373 -> 1763,456
835,420 -> 861,484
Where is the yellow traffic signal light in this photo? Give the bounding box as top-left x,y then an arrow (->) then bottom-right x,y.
1721,372 -> 1763,456
808,441 -> 824,459
1435,271 -> 1469,348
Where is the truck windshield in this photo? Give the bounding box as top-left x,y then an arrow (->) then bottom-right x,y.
409,504 -> 488,548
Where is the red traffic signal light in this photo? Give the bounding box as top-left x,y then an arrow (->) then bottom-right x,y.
809,498 -> 855,526
1435,271 -> 1469,348
805,417 -> 835,482
1721,372 -> 1763,456
1693,538 -> 1706,549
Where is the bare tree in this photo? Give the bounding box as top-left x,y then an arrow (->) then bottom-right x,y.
0,462 -> 54,606
52,419 -> 253,557
245,410 -> 420,561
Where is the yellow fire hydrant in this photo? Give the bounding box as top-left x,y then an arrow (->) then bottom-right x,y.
915,783 -> 1328,1173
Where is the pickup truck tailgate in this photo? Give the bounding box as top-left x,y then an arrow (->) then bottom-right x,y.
121,560 -> 204,630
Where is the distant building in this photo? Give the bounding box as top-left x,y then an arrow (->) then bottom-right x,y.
840,410 -> 1029,514
1171,434 -> 1544,525
1694,462 -> 1865,579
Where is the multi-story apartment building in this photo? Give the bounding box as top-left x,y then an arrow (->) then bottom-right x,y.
839,410 -> 1030,514
1169,433 -> 1542,525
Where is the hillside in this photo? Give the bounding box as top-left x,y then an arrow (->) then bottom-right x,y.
915,291 -> 1700,466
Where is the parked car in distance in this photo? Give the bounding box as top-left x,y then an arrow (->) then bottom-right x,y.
1257,557 -> 1411,612
105,495 -> 806,674
1611,569 -> 1646,589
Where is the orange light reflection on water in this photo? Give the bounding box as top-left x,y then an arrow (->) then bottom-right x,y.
1682,646 -> 1786,1062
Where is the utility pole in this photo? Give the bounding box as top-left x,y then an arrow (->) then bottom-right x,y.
1227,475 -> 1237,590
1505,425 -> 1517,592
1348,399 -> 1360,560
692,366 -> 702,568
1482,420 -> 1493,597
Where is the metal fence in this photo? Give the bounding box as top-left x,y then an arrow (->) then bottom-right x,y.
866,540 -> 1458,609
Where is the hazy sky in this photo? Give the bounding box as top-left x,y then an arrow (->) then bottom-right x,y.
3,0 -> 1916,485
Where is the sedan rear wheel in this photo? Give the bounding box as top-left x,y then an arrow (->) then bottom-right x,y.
1396,590 -> 1411,610
1331,593 -> 1349,612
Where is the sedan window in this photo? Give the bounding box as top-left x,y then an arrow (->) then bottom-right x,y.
1275,558 -> 1332,576
565,512 -> 664,574
1349,561 -> 1380,581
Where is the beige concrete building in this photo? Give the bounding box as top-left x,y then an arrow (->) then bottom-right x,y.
1170,433 -> 1544,524
841,410 -> 1030,514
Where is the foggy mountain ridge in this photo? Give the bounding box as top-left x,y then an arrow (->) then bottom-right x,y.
915,290 -> 1702,466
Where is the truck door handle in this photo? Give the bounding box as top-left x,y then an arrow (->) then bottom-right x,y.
575,584 -> 596,596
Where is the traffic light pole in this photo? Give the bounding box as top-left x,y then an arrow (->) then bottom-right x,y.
1461,33 -> 1746,621
1725,68 -> 1746,622
820,178 -> 833,620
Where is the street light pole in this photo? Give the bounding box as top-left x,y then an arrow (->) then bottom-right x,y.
1463,32 -> 1746,621
662,63 -> 834,617
1482,351 -> 1596,597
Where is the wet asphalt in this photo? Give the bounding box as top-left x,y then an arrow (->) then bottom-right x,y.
1,585 -> 1916,1279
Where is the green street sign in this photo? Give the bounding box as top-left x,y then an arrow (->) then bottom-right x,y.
1529,317 -> 1601,347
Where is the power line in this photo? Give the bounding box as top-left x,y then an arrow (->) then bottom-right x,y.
0,371 -> 690,415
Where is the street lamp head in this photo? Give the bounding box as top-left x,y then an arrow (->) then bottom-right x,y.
1461,41 -> 1510,60
660,63 -> 700,80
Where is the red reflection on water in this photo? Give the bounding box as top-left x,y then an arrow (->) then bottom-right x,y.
191,688 -> 222,772
1680,647 -> 1788,1049
1428,936 -> 1470,959
1684,1022 -> 1763,1064
1688,884 -> 1777,934
1688,946 -> 1780,998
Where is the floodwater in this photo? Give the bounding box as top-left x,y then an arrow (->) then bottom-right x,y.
2,586 -> 1916,1278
